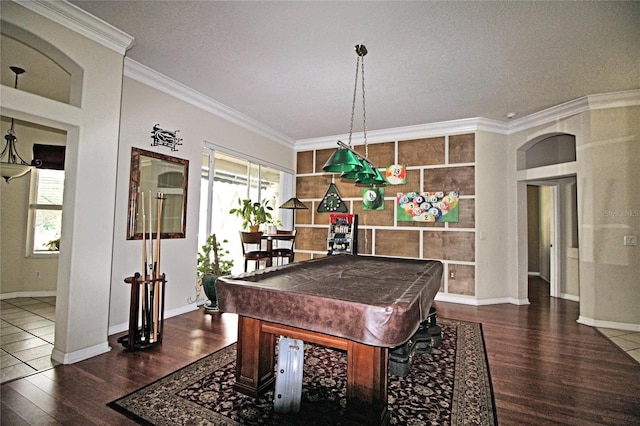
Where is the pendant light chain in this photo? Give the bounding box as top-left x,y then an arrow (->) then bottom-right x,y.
348,55 -> 360,148
348,44 -> 369,159
360,53 -> 368,159
322,44 -> 385,186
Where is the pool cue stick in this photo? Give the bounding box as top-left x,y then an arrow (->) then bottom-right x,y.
148,190 -> 155,341
141,191 -> 147,342
152,192 -> 163,342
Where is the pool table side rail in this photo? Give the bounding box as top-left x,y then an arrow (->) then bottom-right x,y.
217,256 -> 443,347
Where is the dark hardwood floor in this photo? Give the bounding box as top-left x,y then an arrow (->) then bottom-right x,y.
2,277 -> 639,425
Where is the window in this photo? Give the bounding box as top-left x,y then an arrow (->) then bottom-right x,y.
200,148 -> 292,274
29,169 -> 64,255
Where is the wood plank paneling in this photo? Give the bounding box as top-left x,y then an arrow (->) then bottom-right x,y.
423,231 -> 475,262
295,132 -> 477,297
352,200 -> 395,227
335,176 -> 366,199
375,229 -> 421,258
449,133 -> 475,164
352,141 -> 395,168
296,151 -> 314,174
314,210 -> 333,225
315,148 -> 335,174
295,226 -> 329,252
387,169 -> 421,196
423,166 -> 475,195
356,228 -> 373,255
296,175 -> 332,199
398,137 -> 445,166
449,198 -> 475,229
447,264 -> 475,295
294,252 -> 312,262
295,203 -> 313,225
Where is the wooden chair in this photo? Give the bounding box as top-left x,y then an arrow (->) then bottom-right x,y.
271,230 -> 296,266
240,231 -> 272,271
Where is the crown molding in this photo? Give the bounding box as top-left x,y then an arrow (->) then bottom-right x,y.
587,90 -> 640,111
13,0 -> 134,55
505,90 -> 640,135
124,59 -> 295,148
297,92 -> 640,150
505,96 -> 590,135
295,117 -> 508,151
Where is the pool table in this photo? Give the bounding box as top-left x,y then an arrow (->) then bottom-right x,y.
216,255 -> 443,425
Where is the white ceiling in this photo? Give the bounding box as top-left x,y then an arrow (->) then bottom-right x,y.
69,1 -> 640,142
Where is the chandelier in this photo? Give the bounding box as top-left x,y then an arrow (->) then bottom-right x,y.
1,66 -> 41,183
322,44 -> 385,186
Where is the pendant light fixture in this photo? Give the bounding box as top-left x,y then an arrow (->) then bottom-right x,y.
1,66 -> 41,183
322,45 -> 386,187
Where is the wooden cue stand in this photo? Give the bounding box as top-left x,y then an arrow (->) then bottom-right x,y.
118,272 -> 167,351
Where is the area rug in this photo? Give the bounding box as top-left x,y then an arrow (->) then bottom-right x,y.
108,318 -> 496,425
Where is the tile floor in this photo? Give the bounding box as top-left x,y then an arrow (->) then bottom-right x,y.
1,297 -> 638,384
1,297 -> 58,384
597,327 -> 640,364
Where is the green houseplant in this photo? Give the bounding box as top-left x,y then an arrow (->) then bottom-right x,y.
229,198 -> 274,232
196,234 -> 234,311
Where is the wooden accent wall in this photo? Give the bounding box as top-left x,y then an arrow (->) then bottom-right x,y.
294,133 -> 476,297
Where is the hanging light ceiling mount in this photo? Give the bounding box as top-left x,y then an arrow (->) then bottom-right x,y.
1,66 -> 41,183
322,44 -> 386,186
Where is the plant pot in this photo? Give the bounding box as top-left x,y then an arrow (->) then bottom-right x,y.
249,225 -> 260,233
201,274 -> 220,312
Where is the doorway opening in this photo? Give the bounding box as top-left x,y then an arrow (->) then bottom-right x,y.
519,133 -> 579,303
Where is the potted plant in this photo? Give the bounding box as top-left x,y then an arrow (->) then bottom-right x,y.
196,234 -> 234,311
229,198 -> 274,232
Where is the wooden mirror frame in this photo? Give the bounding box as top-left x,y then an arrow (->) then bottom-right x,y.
127,147 -> 189,240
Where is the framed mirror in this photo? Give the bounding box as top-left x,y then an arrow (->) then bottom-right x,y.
127,147 -> 189,240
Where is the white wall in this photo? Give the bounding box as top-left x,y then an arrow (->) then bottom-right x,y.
0,119 -> 66,295
2,1 -> 296,362
580,106 -> 640,327
1,1 -> 129,363
474,130 -> 513,301
509,104 -> 640,330
108,76 -> 296,332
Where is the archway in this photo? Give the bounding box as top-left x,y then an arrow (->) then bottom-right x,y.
516,133 -> 579,304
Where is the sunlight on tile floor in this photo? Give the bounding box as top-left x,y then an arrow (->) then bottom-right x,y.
597,327 -> 640,364
1,297 -> 58,384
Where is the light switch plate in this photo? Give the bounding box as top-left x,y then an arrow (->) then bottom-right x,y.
623,235 -> 637,246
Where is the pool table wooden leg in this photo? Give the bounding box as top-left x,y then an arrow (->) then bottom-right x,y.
233,316 -> 276,398
232,317 -> 390,425
345,341 -> 390,425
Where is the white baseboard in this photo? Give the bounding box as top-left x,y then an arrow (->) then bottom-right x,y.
577,316 -> 640,332
1,291 -> 57,300
51,341 -> 111,364
435,293 -> 530,306
559,293 -> 580,302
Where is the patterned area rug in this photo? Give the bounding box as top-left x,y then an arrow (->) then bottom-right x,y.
108,318 -> 496,425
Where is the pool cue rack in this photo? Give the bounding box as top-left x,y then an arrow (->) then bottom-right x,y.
118,272 -> 167,350
119,191 -> 166,351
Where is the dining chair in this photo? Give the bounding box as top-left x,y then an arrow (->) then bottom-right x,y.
240,231 -> 272,271
271,230 -> 296,266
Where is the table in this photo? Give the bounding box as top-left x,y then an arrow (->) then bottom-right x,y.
217,255 -> 442,425
261,232 -> 296,266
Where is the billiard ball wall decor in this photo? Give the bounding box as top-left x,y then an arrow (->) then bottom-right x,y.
397,191 -> 460,223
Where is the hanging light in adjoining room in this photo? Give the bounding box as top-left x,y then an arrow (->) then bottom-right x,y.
1,66 -> 41,183
322,44 -> 386,186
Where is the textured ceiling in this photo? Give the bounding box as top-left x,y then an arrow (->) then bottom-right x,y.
69,1 -> 640,141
